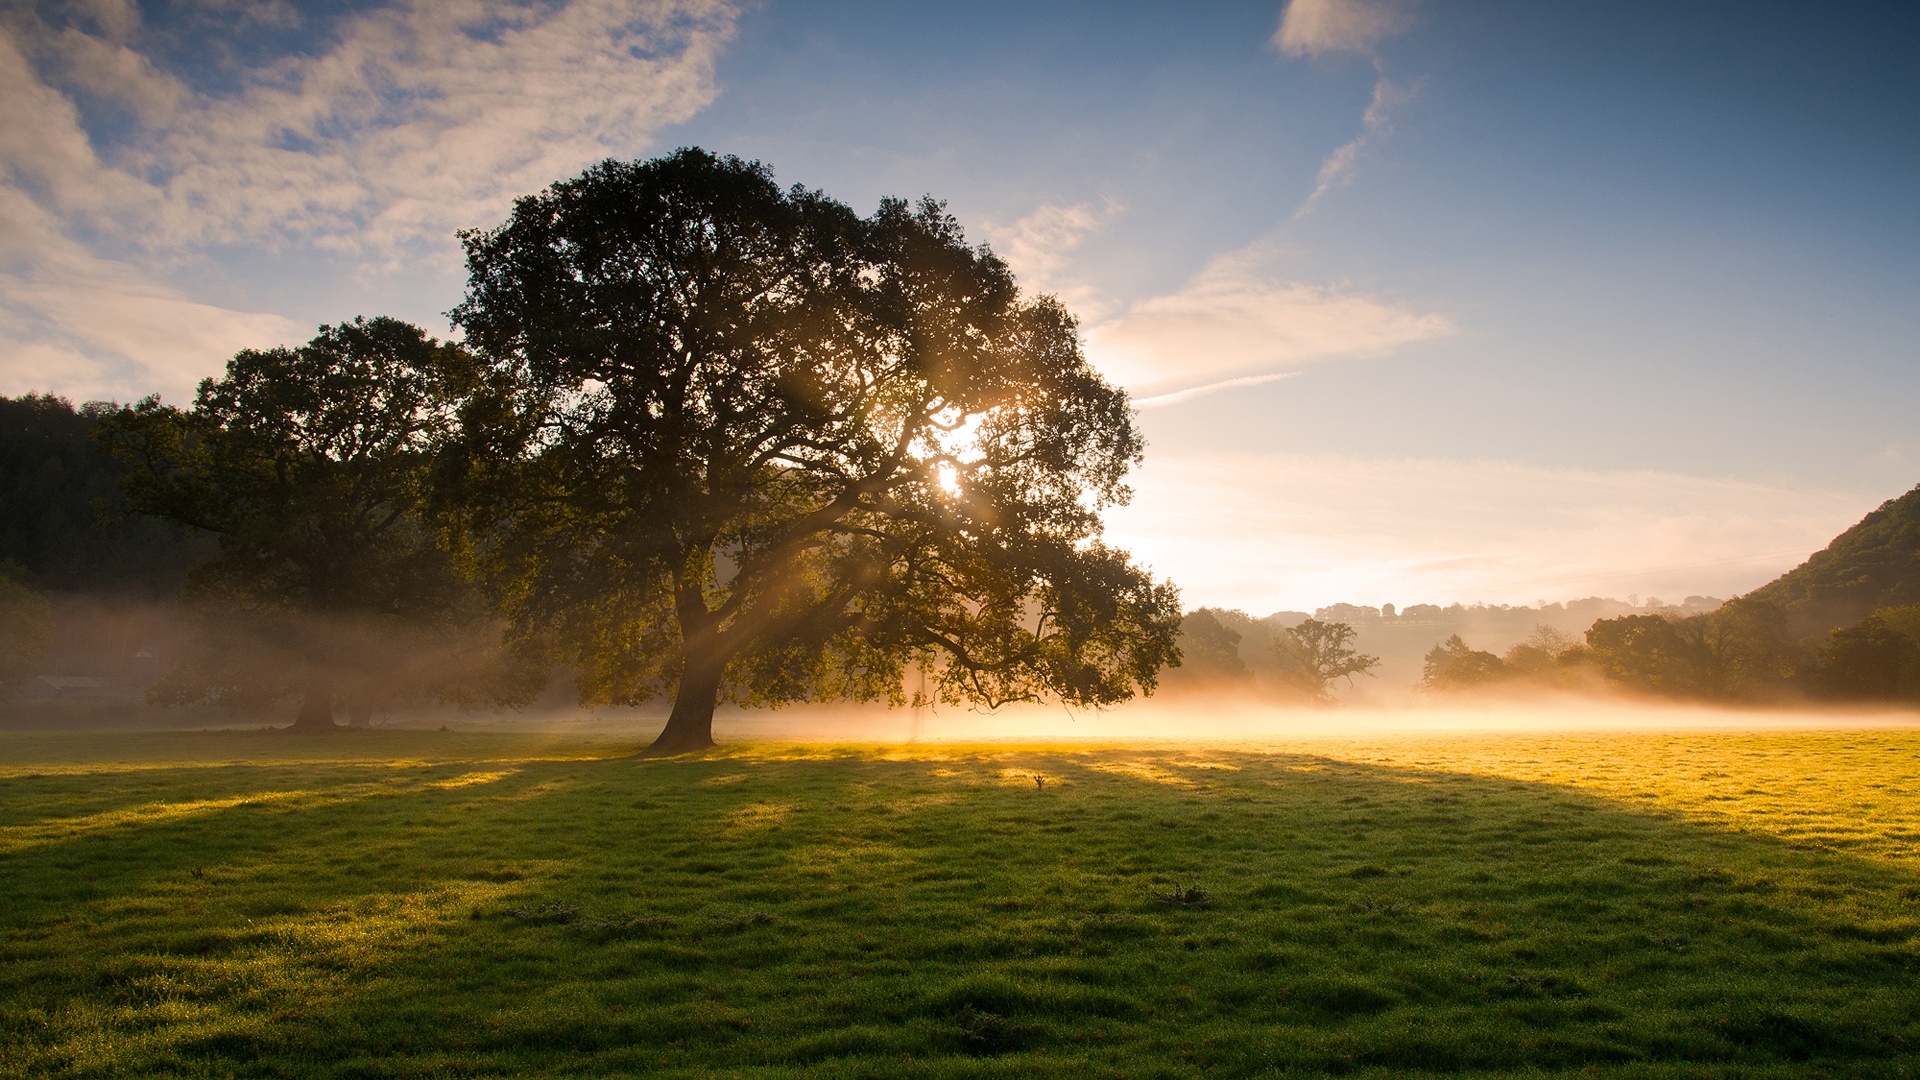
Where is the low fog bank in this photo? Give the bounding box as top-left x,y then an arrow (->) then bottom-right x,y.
292,689 -> 1918,744
7,681 -> 1916,742
704,694 -> 1920,745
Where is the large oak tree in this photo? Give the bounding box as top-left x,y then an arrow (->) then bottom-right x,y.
450,149 -> 1180,754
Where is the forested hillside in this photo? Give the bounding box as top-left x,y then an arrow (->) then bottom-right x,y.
1745,484 -> 1920,635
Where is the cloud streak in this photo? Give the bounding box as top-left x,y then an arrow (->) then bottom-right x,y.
1083,241 -> 1452,398
1296,74 -> 1412,215
1132,371 -> 1301,410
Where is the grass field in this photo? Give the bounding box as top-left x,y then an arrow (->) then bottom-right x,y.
4,722 -> 1920,1077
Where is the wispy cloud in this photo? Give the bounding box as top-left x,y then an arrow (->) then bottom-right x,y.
1104,451 -> 1876,614
1083,241 -> 1452,398
0,0 -> 738,402
1272,0 -> 1414,58
981,198 -> 1121,319
1296,74 -> 1413,215
0,187 -> 304,403
1132,371 -> 1301,410
1270,0 -> 1420,216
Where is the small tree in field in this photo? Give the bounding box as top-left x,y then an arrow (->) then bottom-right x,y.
1271,618 -> 1378,702
449,149 -> 1181,754
100,318 -> 540,729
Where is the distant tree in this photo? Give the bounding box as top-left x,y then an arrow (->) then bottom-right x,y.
1583,599 -> 1796,701
1815,606 -> 1920,702
1582,614 -> 1685,694
1501,625 -> 1580,677
1271,619 -> 1378,702
1874,603 -> 1920,646
1421,634 -> 1507,690
1677,598 -> 1797,699
1315,603 -> 1383,625
448,149 -> 1180,754
0,394 -> 212,594
99,318 -> 540,729
1170,608 -> 1248,683
1422,625 -> 1601,693
0,571 -> 51,693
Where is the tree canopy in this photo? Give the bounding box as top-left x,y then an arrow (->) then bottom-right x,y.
1816,609 -> 1920,701
1580,598 -> 1795,702
99,318 -> 537,728
1167,608 -> 1249,684
0,571 -> 50,692
448,149 -> 1180,753
1420,634 -> 1508,691
0,394 -> 211,594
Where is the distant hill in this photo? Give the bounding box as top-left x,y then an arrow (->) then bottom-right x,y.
1745,483 -> 1920,635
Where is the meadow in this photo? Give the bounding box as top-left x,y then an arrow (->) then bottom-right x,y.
4,720 -> 1920,1077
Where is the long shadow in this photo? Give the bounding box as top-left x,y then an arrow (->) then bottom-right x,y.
2,743 -> 1918,1077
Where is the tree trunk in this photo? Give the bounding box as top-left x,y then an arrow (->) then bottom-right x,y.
641,660 -> 720,756
289,682 -> 341,732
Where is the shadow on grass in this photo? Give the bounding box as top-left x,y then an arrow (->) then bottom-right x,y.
2,740 -> 1918,1077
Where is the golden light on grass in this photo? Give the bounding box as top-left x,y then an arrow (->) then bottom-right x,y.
0,791 -> 315,854
6,721 -> 1920,1074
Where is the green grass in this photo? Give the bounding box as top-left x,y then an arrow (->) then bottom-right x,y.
4,726 -> 1920,1077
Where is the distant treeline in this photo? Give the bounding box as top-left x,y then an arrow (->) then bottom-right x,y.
0,394 -> 212,595
1174,594 -> 1920,706
1170,485 -> 1920,706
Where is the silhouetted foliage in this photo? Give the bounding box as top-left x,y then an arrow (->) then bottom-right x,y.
1169,608 -> 1248,683
1418,625 -> 1592,694
1503,625 -> 1581,676
448,149 -> 1180,753
1271,619 -> 1378,702
1746,483 -> 1920,636
0,394 -> 213,594
98,318 -> 542,729
1421,634 -> 1507,690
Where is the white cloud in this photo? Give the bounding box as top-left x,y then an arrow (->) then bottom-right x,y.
138,0 -> 737,259
43,26 -> 186,125
0,188 -> 303,404
1272,0 -> 1413,58
1104,451 -> 1877,615
1082,241 -> 1452,397
0,0 -> 738,402
981,198 -> 1121,319
0,30 -> 156,219
65,0 -> 142,44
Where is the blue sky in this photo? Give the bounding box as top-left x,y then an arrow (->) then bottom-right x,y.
4,0 -> 1916,612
